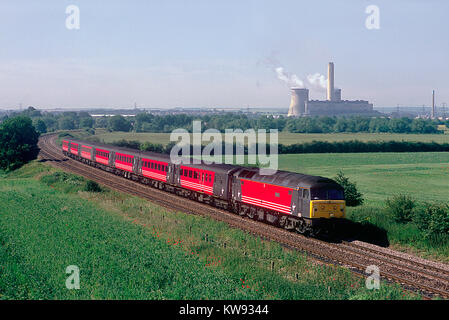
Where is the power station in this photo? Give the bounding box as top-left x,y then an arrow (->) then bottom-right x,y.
288,62 -> 378,117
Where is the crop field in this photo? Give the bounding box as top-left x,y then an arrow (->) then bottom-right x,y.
89,130 -> 449,146
0,162 -> 413,300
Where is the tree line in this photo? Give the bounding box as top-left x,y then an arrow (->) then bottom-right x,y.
130,113 -> 446,134
2,107 -> 447,134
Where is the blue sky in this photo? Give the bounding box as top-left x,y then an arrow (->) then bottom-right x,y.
0,0 -> 448,109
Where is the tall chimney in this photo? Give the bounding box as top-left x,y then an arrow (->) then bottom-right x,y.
327,62 -> 334,101
432,90 -> 435,118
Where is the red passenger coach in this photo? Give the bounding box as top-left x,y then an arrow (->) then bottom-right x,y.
62,140 -> 69,152
115,152 -> 134,172
180,166 -> 215,195
95,148 -> 110,165
240,179 -> 292,215
81,145 -> 93,160
141,158 -> 168,182
70,142 -> 79,155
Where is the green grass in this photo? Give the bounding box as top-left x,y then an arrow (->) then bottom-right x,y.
0,162 -> 415,300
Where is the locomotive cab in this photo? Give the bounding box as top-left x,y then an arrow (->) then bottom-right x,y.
309,187 -> 345,219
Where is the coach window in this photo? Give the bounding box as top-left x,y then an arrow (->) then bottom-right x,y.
275,192 -> 280,198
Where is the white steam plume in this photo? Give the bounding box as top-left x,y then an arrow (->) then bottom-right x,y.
306,73 -> 327,90
275,67 -> 304,88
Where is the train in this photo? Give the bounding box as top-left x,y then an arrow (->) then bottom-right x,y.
62,138 -> 346,236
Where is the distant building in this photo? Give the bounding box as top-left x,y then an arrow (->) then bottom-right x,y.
288,62 -> 379,117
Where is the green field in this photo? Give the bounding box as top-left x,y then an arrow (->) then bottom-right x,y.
89,130 -> 449,146
0,162 -> 413,300
279,152 -> 449,205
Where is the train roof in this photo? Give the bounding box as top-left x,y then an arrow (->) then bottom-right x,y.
66,138 -> 243,174
233,167 -> 342,190
66,138 -> 342,188
67,138 -> 171,162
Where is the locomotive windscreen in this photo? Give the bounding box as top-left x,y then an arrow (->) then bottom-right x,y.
311,189 -> 344,200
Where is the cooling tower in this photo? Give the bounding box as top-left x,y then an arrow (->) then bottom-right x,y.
288,88 -> 309,117
327,62 -> 334,101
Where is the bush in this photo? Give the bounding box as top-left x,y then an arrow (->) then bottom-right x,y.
58,132 -> 73,138
0,116 -> 40,171
140,142 -> 165,153
385,194 -> 416,223
414,203 -> 449,238
110,139 -> 140,150
84,180 -> 102,193
333,171 -> 364,207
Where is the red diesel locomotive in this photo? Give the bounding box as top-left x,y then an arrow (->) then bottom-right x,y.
62,138 -> 346,236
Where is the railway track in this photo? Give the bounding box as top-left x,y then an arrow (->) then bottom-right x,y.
38,133 -> 449,299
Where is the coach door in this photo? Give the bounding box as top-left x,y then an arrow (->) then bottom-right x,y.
168,165 -> 177,185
